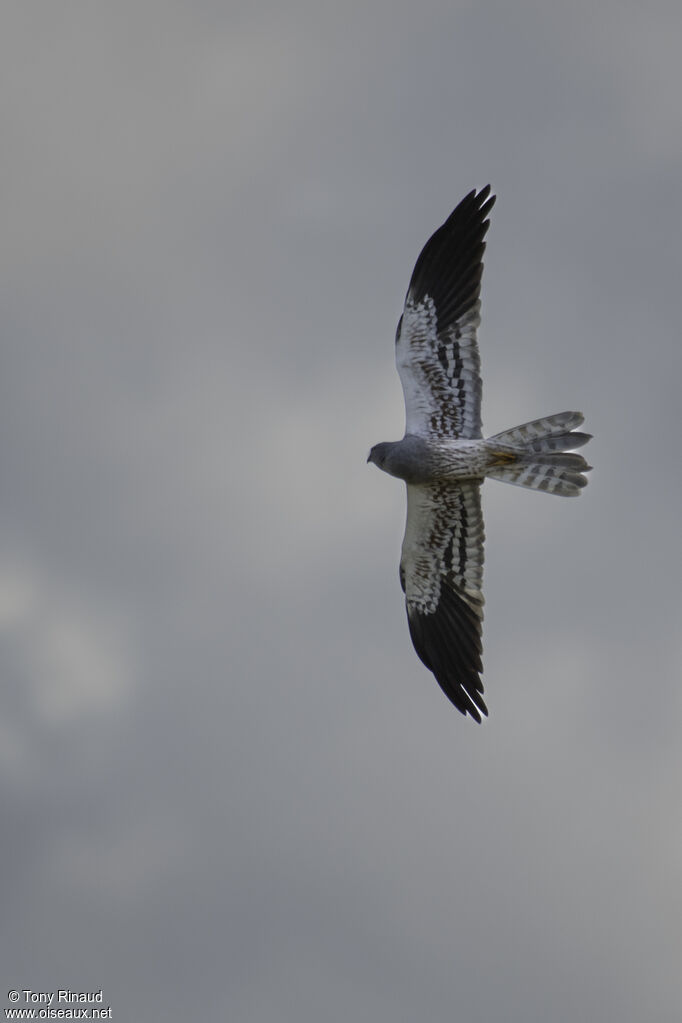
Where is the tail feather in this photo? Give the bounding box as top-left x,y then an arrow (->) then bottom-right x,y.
488,411 -> 590,449
487,463 -> 589,496
485,411 -> 592,497
519,431 -> 591,453
520,452 -> 591,470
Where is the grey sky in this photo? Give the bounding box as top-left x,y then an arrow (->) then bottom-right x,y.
2,2 -> 682,1020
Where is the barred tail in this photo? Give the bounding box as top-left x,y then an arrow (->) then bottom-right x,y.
485,411 -> 592,497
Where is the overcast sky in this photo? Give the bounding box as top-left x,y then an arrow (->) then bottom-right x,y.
2,2 -> 682,1020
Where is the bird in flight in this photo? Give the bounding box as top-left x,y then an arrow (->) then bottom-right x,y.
368,187 -> 591,721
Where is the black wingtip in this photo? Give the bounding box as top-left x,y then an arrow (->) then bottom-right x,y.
406,583 -> 487,723
470,185 -> 496,227
405,185 -> 497,334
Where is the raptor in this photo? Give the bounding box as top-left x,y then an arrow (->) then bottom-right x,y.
368,187 -> 591,721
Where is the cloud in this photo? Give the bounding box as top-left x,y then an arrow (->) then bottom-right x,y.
2,2 -> 682,1020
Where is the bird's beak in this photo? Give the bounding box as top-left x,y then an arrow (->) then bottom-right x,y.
366,452 -> 371,463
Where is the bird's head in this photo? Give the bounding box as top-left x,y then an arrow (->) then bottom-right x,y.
367,442 -> 392,471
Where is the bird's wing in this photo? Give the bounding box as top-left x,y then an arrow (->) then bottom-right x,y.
399,480 -> 487,721
396,186 -> 495,440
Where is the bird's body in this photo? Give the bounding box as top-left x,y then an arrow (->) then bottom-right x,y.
369,435 -> 492,485
368,187 -> 591,721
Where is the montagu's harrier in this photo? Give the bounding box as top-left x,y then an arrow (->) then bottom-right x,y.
368,187 -> 591,721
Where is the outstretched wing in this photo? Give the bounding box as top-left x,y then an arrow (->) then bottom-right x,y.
396,186 -> 495,440
399,480 -> 487,721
